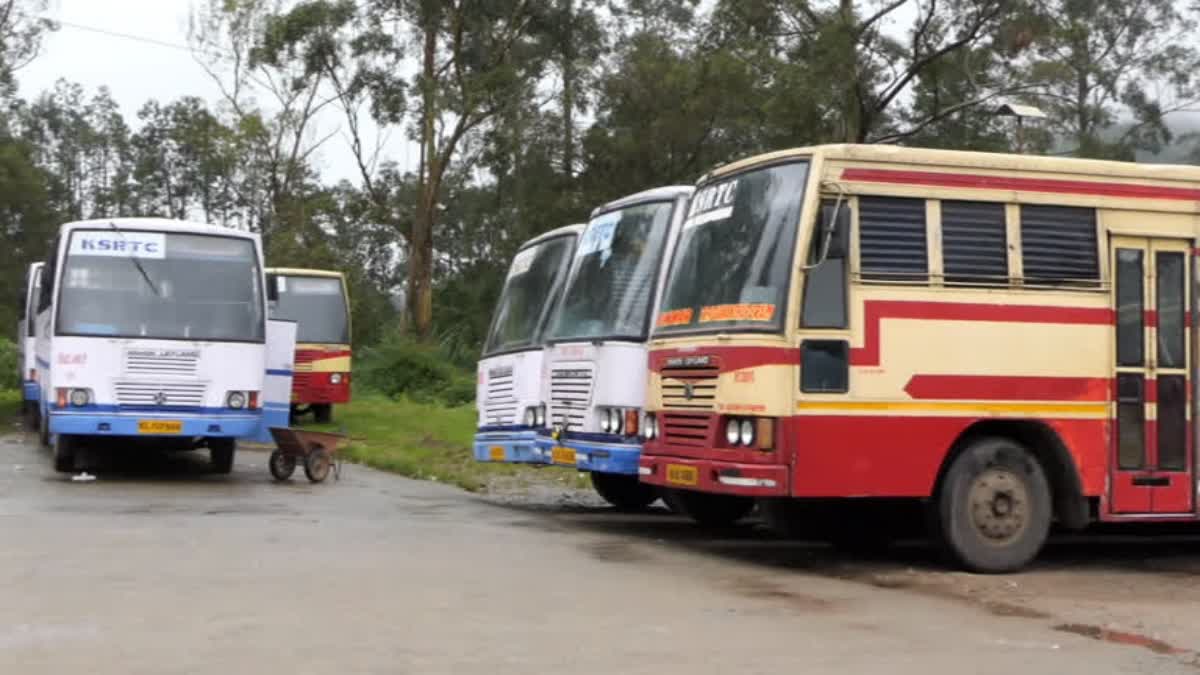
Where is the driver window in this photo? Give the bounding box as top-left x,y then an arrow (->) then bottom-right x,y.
801,199 -> 849,328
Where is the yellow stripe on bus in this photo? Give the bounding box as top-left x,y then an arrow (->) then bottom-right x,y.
795,400 -> 1109,416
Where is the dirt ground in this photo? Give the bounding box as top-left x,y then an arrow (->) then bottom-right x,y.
1,429 -> 1198,674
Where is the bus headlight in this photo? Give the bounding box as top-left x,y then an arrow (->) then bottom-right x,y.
739,419 -> 755,446
330,373 -> 343,385
599,408 -> 612,432
523,407 -> 536,427
69,388 -> 92,407
609,408 -> 623,435
725,418 -> 740,445
226,391 -> 247,409
641,412 -> 658,440
535,404 -> 546,427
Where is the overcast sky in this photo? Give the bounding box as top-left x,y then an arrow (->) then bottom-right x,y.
20,0 -> 409,184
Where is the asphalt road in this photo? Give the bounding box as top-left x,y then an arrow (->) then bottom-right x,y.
0,431 -> 1196,674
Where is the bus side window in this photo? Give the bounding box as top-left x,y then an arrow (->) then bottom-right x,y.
37,239 -> 57,313
801,199 -> 849,328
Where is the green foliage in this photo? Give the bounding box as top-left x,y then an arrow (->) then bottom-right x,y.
0,339 -> 18,390
356,333 -> 475,406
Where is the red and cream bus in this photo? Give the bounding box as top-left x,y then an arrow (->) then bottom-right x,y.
266,268 -> 351,424
639,144 -> 1200,572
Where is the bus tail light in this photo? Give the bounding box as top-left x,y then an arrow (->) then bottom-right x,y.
248,391 -> 260,410
624,409 -> 639,438
56,388 -> 67,408
756,418 -> 775,450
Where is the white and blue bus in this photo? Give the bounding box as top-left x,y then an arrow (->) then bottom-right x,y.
474,224 -> 583,464
17,261 -> 44,429
34,218 -> 269,473
536,186 -> 692,509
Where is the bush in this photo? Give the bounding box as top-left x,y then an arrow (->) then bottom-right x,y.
357,333 -> 475,407
0,339 -> 18,390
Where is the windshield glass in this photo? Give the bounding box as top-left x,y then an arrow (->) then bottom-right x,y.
483,234 -> 575,356
57,229 -> 265,342
269,275 -> 349,344
548,200 -> 675,342
655,161 -> 810,334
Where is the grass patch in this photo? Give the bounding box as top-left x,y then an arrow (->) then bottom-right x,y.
307,394 -> 588,492
0,389 -> 23,423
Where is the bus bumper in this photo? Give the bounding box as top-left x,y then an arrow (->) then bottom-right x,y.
541,434 -> 641,474
48,411 -> 262,438
22,381 -> 39,402
638,454 -> 790,497
473,429 -> 547,464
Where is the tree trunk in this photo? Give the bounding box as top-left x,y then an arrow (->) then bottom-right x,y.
561,0 -> 576,177
408,12 -> 438,339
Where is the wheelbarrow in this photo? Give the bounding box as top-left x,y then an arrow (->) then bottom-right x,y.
267,427 -> 347,483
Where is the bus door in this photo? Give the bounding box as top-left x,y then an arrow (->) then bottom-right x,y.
1109,236 -> 1193,515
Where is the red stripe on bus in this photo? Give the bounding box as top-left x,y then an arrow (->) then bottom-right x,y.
902,375 -> 1110,402
841,168 -> 1200,201
851,301 -> 1113,366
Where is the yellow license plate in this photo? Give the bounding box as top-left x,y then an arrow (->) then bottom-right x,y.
666,464 -> 699,486
138,420 -> 183,434
551,446 -> 576,465
489,446 -> 505,461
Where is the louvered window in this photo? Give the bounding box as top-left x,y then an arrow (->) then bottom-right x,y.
859,197 -> 928,281
1020,205 -> 1099,284
942,201 -> 1007,284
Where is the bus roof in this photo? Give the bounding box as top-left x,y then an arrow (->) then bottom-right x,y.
520,223 -> 586,250
59,218 -> 260,241
703,143 -> 1200,187
590,185 -> 694,218
266,268 -> 346,279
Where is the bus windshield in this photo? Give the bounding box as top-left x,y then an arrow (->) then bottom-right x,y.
655,161 -> 810,334
548,200 -> 674,342
269,275 -> 349,344
57,230 -> 265,342
483,235 -> 575,356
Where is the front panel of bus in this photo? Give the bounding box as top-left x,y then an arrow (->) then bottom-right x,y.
539,196 -> 686,474
44,228 -> 267,439
474,232 -> 577,464
640,160 -> 815,496
267,273 -> 352,406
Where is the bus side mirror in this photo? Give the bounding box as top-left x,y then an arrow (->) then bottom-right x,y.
266,276 -> 279,302
826,203 -> 849,259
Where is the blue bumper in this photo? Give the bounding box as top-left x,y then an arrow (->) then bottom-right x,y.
473,428 -> 549,464
534,434 -> 641,475
49,410 -> 262,438
22,381 -> 39,402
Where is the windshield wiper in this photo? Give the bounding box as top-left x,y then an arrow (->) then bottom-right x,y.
109,222 -> 161,297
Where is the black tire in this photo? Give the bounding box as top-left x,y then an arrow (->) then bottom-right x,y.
304,448 -> 332,483
937,436 -> 1052,573
759,499 -> 816,538
209,438 -> 236,475
591,473 -> 657,511
22,401 -> 38,431
53,433 -> 76,473
669,489 -> 754,528
269,449 -> 296,481
312,404 -> 333,424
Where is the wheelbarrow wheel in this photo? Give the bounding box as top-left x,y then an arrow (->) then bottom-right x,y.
269,449 -> 296,481
304,447 -> 332,483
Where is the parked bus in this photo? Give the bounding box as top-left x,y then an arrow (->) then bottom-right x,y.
35,218 -> 268,474
266,268 -> 351,424
638,144 -> 1200,572
17,262 -> 44,429
474,224 -> 584,464
537,187 -> 692,509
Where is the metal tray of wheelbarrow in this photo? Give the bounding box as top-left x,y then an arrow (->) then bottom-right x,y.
267,427 -> 348,483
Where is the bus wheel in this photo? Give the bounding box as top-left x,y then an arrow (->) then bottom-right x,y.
759,499 -> 815,538
670,489 -> 754,528
938,437 -> 1051,573
39,410 -> 50,448
312,404 -> 333,424
53,434 -> 76,473
590,473 -> 657,511
209,438 -> 236,475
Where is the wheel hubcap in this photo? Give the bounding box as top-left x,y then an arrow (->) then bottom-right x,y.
968,469 -> 1029,544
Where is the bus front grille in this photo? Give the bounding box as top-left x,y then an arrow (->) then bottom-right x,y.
115,381 -> 208,408
661,412 -> 712,447
484,372 -> 517,426
550,367 -> 593,430
124,350 -> 200,377
661,364 -> 719,411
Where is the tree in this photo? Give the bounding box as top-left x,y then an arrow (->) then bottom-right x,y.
1020,0 -> 1200,159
